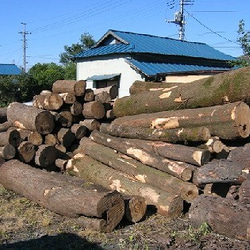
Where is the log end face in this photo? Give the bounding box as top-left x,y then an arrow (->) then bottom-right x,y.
35,111 -> 55,135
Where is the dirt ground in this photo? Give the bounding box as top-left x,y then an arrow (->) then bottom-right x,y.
0,184 -> 249,250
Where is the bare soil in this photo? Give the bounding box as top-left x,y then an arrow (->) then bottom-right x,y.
0,184 -> 249,250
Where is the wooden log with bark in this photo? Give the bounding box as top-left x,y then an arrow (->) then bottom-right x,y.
112,102 -> 250,140
94,85 -> 118,100
7,102 -> 55,135
57,128 -> 75,148
52,80 -> 86,96
79,119 -> 100,131
17,141 -> 35,163
44,134 -> 58,146
83,88 -> 95,102
0,129 -> 21,147
113,67 -> 250,117
33,93 -> 64,110
35,145 -> 59,168
78,137 -> 198,202
59,93 -> 76,104
70,124 -> 88,140
0,144 -> 16,160
100,123 -> 211,143
0,121 -> 12,132
0,160 -> 125,232
68,154 -> 183,217
239,178 -> 250,209
28,131 -> 43,146
82,101 -> 105,119
189,195 -> 250,241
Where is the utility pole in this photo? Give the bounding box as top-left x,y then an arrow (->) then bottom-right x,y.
19,22 -> 31,72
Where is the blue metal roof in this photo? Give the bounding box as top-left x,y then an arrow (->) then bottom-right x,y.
127,59 -> 232,76
76,29 -> 234,61
0,64 -> 22,75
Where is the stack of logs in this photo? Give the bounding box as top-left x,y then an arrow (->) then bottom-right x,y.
0,67 -> 249,240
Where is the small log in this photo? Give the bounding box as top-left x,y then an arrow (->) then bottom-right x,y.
17,141 -> 35,163
28,131 -> 43,146
0,107 -> 7,123
70,124 -> 88,140
94,85 -> 118,100
78,137 -> 198,202
44,134 -> 58,146
95,91 -> 112,103
0,121 -> 12,132
69,154 -> 183,217
82,101 -> 105,119
100,123 -> 211,143
58,111 -> 73,127
193,159 -> 248,187
79,119 -> 100,131
7,102 -> 55,135
57,128 -> 75,148
0,144 -> 16,160
0,129 -> 21,147
59,93 -> 76,104
35,145 -> 58,168
70,101 -> 82,116
189,195 -> 250,241
52,80 -> 86,96
83,88 -> 95,102
33,93 -> 64,110
0,160 -> 125,232
239,178 -> 250,209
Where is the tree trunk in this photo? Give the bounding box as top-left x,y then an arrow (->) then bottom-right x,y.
69,154 -> 183,217
7,102 -> 55,135
0,129 -> 21,147
33,93 -> 64,110
113,66 -> 250,117
78,137 -> 198,202
59,93 -> 76,104
239,178 -> 250,209
28,131 -> 43,146
0,144 -> 16,160
193,159 -> 249,187
52,80 -> 86,96
35,145 -> 58,168
17,141 -> 35,163
189,195 -> 250,241
112,102 -> 250,139
91,131 -> 210,166
0,159 -> 125,232
0,107 -> 7,123
100,123 -> 211,143
0,121 -> 12,132
82,101 -> 105,119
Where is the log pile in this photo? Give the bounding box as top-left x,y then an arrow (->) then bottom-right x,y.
0,68 -> 249,240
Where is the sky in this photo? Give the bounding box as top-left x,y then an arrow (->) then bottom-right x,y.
1,0 -> 249,71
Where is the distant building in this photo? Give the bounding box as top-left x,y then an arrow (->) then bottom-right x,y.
0,64 -> 22,76
75,29 -> 235,97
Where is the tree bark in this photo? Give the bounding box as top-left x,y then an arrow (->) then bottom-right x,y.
0,129 -> 21,147
100,123 -> 211,143
0,159 -> 125,232
78,137 -> 198,202
17,141 -> 35,163
239,178 -> 250,209
35,145 -> 58,168
52,80 -> 86,96
112,102 -> 250,139
58,110 -> 73,127
69,154 -> 183,217
33,93 -> 64,110
189,195 -> 250,241
7,102 -> 55,135
94,85 -> 118,100
82,101 -> 105,119
113,66 -> 250,117
0,121 -> 12,132
44,134 -> 58,146
0,144 -> 16,160
0,107 -> 7,123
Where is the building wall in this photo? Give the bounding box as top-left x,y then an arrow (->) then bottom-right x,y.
77,57 -> 144,97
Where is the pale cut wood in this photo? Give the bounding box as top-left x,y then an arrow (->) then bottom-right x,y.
189,195 -> 250,241
7,102 -> 55,135
33,93 -> 64,110
52,80 -> 86,96
79,137 -> 198,202
0,144 -> 16,160
100,123 -> 211,143
69,154 -> 183,217
0,129 -> 21,147
113,67 -> 250,117
95,91 -> 112,103
0,160 -> 125,232
44,134 -> 58,146
82,101 -> 105,119
79,119 -> 100,131
28,131 -> 43,146
17,141 -> 35,163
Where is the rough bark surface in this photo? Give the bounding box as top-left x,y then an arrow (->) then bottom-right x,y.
82,101 -> 105,119
52,80 -> 86,96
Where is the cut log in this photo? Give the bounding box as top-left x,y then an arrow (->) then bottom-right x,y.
94,85 -> 118,100
70,124 -> 88,140
0,107 -> 7,123
44,134 -> 58,146
0,129 -> 21,147
35,145 -> 58,168
70,101 -> 82,116
82,101 -> 105,119
59,93 -> 76,104
189,195 -> 250,241
7,102 -> 55,135
83,88 -> 95,102
79,119 -> 100,131
58,110 -> 73,127
92,132 -> 210,166
57,128 -> 75,148
95,91 -> 112,103
0,160 -> 125,232
78,137 -> 198,202
52,80 -> 86,96
193,159 -> 249,187
17,141 -> 35,163
69,154 -> 183,217
33,93 -> 64,110
28,131 -> 43,146
100,123 -> 211,143
0,121 -> 12,132
112,102 -> 250,140
0,144 -> 16,160
239,178 -> 250,209
113,66 -> 250,117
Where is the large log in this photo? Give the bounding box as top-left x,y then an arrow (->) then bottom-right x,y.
69,154 -> 183,217
90,130 -> 210,166
33,93 -> 64,110
113,67 -> 250,117
82,101 -> 105,119
100,123 -> 211,143
189,195 -> 250,241
7,102 -> 55,135
0,160 -> 125,232
52,80 -> 86,96
78,137 -> 198,202
111,102 -> 250,139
